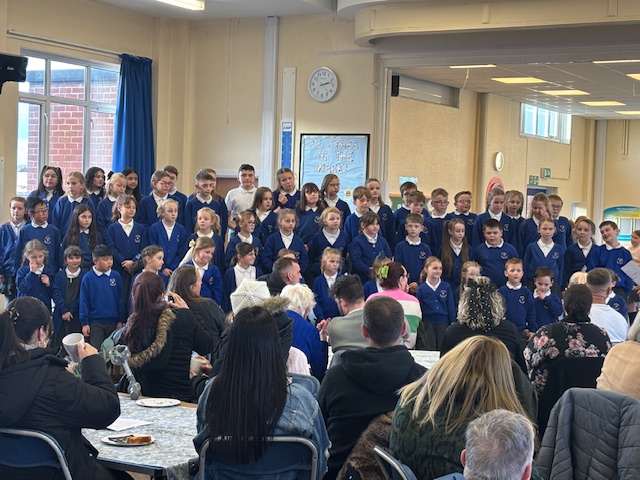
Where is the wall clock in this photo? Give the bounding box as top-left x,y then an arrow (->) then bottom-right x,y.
308,67 -> 338,102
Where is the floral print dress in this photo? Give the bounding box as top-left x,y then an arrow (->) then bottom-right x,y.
524,320 -> 612,395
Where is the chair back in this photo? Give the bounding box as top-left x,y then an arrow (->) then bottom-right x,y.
537,356 -> 605,434
373,445 -> 418,480
199,435 -> 318,480
0,427 -> 72,480
288,373 -> 321,398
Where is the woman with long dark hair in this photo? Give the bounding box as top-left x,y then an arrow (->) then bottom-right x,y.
0,297 -> 121,480
194,306 -> 329,477
123,272 -> 215,402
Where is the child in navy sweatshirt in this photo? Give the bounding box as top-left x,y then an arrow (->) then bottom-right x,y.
587,220 -> 634,298
498,258 -> 536,339
14,197 -> 61,272
52,246 -> 87,347
0,196 -> 28,303
80,244 -> 125,348
473,219 -> 518,288
148,199 -> 188,276
348,211 -> 392,284
394,213 -> 432,295
417,256 -> 456,351
532,266 -> 563,328
135,170 -> 172,228
16,239 -> 54,312
523,217 -> 564,294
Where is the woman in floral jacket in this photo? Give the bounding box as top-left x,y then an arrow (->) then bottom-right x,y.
524,284 -> 612,395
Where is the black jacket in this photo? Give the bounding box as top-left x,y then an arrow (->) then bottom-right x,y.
126,307 -> 216,402
188,298 -> 227,357
0,349 -> 120,480
318,345 -> 426,480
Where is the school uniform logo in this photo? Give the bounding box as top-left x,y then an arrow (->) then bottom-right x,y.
43,235 -> 52,245
501,252 -> 508,259
617,258 -> 624,265
612,302 -> 620,311
419,251 -> 427,260
559,225 -> 566,232
440,290 -> 448,298
422,225 -> 429,234
382,213 -> 389,221
294,251 -> 300,260
519,296 -> 526,304
208,276 -> 214,285
503,223 -> 510,231
314,216 -> 323,226
552,252 -> 559,259
134,234 -> 141,244
467,218 -> 474,226
109,278 -> 116,287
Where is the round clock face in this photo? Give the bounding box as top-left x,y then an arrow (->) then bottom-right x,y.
308,67 -> 338,102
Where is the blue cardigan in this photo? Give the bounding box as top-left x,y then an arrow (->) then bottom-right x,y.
0,223 -> 22,276
183,259 -> 223,306
445,212 -> 477,244
96,197 -> 116,240
533,293 -> 563,328
372,204 -> 396,251
50,197 -> 93,236
221,266 -> 262,313
416,280 -> 456,324
523,242 -> 565,284
135,194 -> 162,228
348,233 -> 392,284
311,274 -> 342,321
186,233 -> 225,273
263,231 -> 309,274
183,197 -> 223,236
148,221 -> 188,272
296,208 -> 323,246
16,266 -> 55,311
307,230 -> 349,277
252,209 -> 279,246
224,235 -> 263,272
14,224 -> 61,272
51,268 -> 87,333
564,243 -> 594,287
587,244 -> 634,295
106,222 -> 148,274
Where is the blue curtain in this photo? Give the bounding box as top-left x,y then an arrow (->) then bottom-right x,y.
112,54 -> 154,195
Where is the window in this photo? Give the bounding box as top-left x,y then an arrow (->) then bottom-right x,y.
520,103 -> 572,144
16,52 -> 119,196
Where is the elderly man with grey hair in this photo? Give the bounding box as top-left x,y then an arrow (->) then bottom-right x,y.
437,408 -> 534,480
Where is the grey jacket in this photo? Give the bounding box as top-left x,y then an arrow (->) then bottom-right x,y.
538,388 -> 640,480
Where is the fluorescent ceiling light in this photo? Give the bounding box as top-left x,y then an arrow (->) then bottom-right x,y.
627,74 -> 640,81
593,59 -> 640,64
492,77 -> 546,84
540,90 -> 590,96
156,0 -> 204,10
580,101 -> 625,106
615,111 -> 640,115
449,64 -> 496,69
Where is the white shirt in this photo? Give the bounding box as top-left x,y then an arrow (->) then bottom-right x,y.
162,222 -> 175,239
225,187 -> 257,217
193,261 -> 208,279
93,267 -> 112,276
11,221 -> 25,237
257,210 -> 270,222
238,233 -> 253,244
281,232 -> 294,249
364,232 -> 378,245
406,237 -> 422,246
370,204 -> 380,213
427,279 -> 442,292
485,240 -> 505,249
118,219 -> 134,236
579,241 -> 593,258
196,194 -> 212,204
324,273 -> 338,290
537,239 -> 554,257
107,194 -> 117,202
234,264 -> 256,286
68,196 -> 82,204
534,289 -> 551,299
450,240 -> 462,256
323,229 -> 340,245
431,212 -> 447,219
505,283 -> 522,290
31,221 -> 48,229
197,231 -> 214,239
66,268 -> 81,279
489,211 -> 503,221
325,197 -> 338,207
590,304 -> 628,344
152,192 -> 168,208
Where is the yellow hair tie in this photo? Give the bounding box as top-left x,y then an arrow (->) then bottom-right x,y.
379,265 -> 389,279
188,239 -> 196,248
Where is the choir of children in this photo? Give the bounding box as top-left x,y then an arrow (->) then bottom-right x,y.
10,166 -> 637,353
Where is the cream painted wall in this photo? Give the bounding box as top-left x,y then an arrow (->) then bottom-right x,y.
604,120 -> 640,209
388,92 -> 593,217
388,91 -> 478,197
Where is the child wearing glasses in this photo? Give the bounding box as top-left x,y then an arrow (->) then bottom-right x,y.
429,187 -> 450,253
135,170 -> 172,228
445,190 -> 477,244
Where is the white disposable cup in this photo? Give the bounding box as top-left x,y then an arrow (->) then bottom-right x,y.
62,333 -> 85,363
190,356 -> 207,374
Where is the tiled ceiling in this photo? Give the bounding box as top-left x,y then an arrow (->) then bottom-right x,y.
395,60 -> 640,120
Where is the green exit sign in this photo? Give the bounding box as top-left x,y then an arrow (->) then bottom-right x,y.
529,175 -> 539,185
541,168 -> 551,178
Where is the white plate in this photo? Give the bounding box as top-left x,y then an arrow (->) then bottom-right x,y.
101,434 -> 155,447
136,398 -> 180,408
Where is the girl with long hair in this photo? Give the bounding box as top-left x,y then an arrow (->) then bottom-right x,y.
50,171 -> 93,234
249,186 -> 279,245
62,204 -> 101,268
194,305 -> 329,477
439,218 -> 472,303
85,166 -> 106,208
28,165 -> 65,211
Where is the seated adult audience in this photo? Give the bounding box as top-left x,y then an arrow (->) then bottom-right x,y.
437,409 -> 535,480
587,267 -> 628,344
597,316 -> 640,399
280,283 -> 328,379
390,336 -> 529,480
258,257 -> 303,296
524,284 -> 611,396
441,276 -> 525,371
367,261 -> 422,348
211,279 -> 292,376
327,275 -> 369,366
123,272 -> 216,402
0,297 -> 123,480
318,296 -> 425,480
194,306 -> 329,479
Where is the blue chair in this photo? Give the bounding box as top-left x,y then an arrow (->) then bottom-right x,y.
373,445 -> 418,480
199,435 -> 318,480
0,427 -> 72,480
288,373 -> 321,398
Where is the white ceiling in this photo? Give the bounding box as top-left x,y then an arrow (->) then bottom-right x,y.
89,0 -> 640,119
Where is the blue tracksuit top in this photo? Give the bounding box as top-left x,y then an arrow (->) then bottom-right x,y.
224,234 -> 263,272
564,243 -> 595,288
587,244 -> 634,295
51,267 -> 87,332
471,211 -> 517,248
394,240 -> 432,286
445,212 -> 477,244
79,269 -> 125,325
395,217 -> 437,254
0,222 -> 22,276
498,285 -> 537,332
148,221 -> 188,272
296,208 -> 323,246
106,222 -> 148,273
307,230 -> 349,278
96,197 -> 116,240
14,223 -> 61,272
16,265 -> 55,311
349,233 -> 392,284
183,259 -> 223,305
263,231 -> 309,274
533,293 -> 563,328
523,242 -> 564,284
473,242 -> 519,288
50,197 -> 93,235
311,274 -> 342,321
416,280 -> 456,324
183,197 -> 223,236
186,233 -> 225,273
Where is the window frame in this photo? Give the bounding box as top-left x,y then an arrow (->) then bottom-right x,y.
520,103 -> 572,144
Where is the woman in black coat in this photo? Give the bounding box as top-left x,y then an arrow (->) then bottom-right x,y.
0,296 -> 121,480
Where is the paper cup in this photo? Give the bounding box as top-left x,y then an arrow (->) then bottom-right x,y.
62,333 -> 85,363
190,356 -> 207,374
